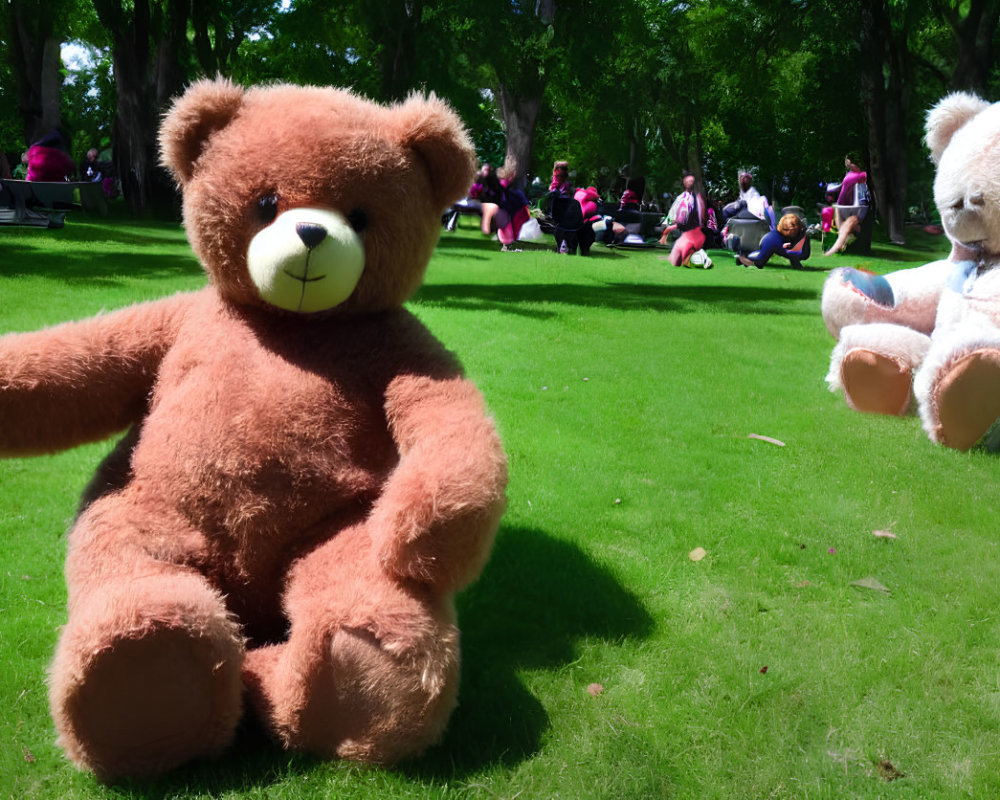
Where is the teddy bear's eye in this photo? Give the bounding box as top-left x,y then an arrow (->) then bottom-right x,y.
347,208 -> 368,234
256,194 -> 280,225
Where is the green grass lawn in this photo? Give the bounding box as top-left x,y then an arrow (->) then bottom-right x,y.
2,215 -> 998,799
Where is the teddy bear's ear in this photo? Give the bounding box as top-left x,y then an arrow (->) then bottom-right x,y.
925,92 -> 991,164
159,77 -> 246,185
391,93 -> 477,210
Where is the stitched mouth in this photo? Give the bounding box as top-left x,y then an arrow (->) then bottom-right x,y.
283,249 -> 326,284
283,269 -> 326,283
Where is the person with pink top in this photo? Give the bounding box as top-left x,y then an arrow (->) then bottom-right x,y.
25,130 -> 74,182
659,171 -> 711,267
549,161 -> 571,196
469,163 -> 531,251
825,155 -> 871,256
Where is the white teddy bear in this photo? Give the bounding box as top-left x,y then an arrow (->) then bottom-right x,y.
822,92 -> 1000,451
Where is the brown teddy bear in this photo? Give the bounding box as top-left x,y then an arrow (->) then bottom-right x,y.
0,79 -> 507,779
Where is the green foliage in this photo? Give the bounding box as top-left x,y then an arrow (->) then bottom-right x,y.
0,61 -> 22,157
0,1 -> 994,215
7,218 -> 1000,799
60,43 -> 115,164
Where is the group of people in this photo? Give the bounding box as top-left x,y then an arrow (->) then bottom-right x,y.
448,153 -> 872,268
545,161 -> 620,252
661,155 -> 871,269
465,163 -> 533,251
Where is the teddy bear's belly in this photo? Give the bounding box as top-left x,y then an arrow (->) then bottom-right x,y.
132,361 -> 396,546
128,367 -> 395,641
964,267 -> 1000,327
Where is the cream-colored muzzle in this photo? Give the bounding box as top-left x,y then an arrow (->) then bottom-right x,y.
247,208 -> 364,313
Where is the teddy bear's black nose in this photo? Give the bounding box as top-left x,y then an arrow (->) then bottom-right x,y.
296,223 -> 327,250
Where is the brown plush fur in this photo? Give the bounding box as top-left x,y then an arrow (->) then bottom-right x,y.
0,80 -> 506,779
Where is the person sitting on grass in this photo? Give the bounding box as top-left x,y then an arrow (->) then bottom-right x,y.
723,169 -> 767,223
738,212 -> 811,269
470,163 -> 532,251
659,171 -> 711,267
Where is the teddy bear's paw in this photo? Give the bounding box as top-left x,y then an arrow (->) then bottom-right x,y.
245,622 -> 459,764
932,348 -> 1000,450
840,348 -> 914,415
822,268 -> 895,338
378,510 -> 502,591
49,581 -> 244,780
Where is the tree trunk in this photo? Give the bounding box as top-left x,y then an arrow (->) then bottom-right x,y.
94,0 -> 187,215
859,0 -> 908,245
38,38 -> 62,136
380,0 -> 424,101
8,1 -> 62,145
936,0 -> 1000,92
497,85 -> 541,190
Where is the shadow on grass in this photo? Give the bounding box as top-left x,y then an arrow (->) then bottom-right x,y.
413,281 -> 819,318
112,527 -> 652,795
4,216 -> 189,247
412,525 -> 655,776
435,233 -> 630,260
3,243 -> 203,285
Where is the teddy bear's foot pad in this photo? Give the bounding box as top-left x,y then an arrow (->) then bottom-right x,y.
935,349 -> 1000,450
244,624 -> 458,764
841,348 -> 912,415
55,623 -> 242,779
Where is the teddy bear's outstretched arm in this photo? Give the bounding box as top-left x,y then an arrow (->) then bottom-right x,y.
371,369 -> 508,592
821,260 -> 954,340
0,294 -> 190,456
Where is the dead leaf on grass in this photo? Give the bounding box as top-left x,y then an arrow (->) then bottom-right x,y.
877,759 -> 905,781
873,529 -> 897,540
587,683 -> 604,697
689,547 -> 707,562
851,576 -> 890,594
22,746 -> 35,763
748,433 -> 786,447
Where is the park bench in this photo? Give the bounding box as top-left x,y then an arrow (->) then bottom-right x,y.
1,179 -> 108,228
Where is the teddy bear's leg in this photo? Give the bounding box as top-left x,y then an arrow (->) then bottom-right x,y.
827,323 -> 932,415
916,339 -> 1000,450
243,522 -> 460,764
49,494 -> 244,780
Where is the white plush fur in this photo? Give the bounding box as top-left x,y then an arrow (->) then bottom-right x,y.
915,325 -> 1000,443
827,323 -> 932,398
821,260 -> 953,339
821,92 -> 1000,449
925,92 -> 990,164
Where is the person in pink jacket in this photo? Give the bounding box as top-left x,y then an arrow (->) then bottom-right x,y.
25,130 -> 74,182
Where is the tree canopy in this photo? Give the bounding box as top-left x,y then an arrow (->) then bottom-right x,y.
1,0 -> 997,231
